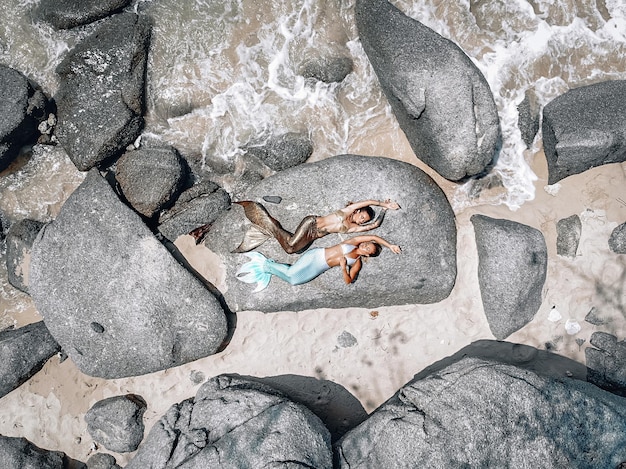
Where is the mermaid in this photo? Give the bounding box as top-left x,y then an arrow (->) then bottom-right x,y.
236,234 -> 401,291
232,199 -> 400,254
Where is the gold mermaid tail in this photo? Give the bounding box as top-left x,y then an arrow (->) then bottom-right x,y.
232,201 -> 280,253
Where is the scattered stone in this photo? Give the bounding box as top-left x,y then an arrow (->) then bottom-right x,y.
29,169 -> 228,378
54,12 -> 150,171
157,181 -> 231,243
335,357 -> 626,467
262,195 -> 282,204
556,214 -> 581,258
517,88 -> 541,149
125,374 -> 332,469
0,435 -> 82,469
244,132 -> 314,172
0,65 -> 50,171
337,331 -> 357,348
5,218 -> 44,293
586,331 -> 626,396
85,394 -> 146,453
471,215 -> 547,339
355,0 -> 500,180
33,0 -> 132,29
189,370 -> 205,385
584,306 -> 608,326
609,221 -> 626,254
542,80 -> 626,184
115,143 -> 187,218
207,155 -> 457,312
0,322 -> 60,399
86,453 -> 121,469
299,56 -> 353,83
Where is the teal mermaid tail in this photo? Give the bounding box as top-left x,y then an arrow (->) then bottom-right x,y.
236,252 -> 272,292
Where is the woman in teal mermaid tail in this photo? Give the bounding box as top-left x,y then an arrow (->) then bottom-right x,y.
236,235 -> 401,291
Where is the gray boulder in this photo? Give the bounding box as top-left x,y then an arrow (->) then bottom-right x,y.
207,154 -> 457,313
244,132 -> 314,172
6,218 -> 44,293
556,214 -> 581,258
115,143 -> 187,218
355,0 -> 500,181
157,181 -> 231,243
299,56 -> 353,83
85,394 -> 146,453
29,169 -> 228,378
54,12 -> 150,171
609,221 -> 626,254
0,321 -> 60,399
33,0 -> 132,29
0,65 -> 49,171
542,80 -> 626,184
86,453 -> 121,469
471,215 -> 547,339
126,374 -> 332,469
517,88 -> 541,149
586,332 -> 626,396
335,356 -> 626,468
0,435 -> 84,469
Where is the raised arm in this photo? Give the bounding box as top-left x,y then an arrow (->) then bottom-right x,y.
344,235 -> 402,253
340,256 -> 363,284
342,199 -> 400,214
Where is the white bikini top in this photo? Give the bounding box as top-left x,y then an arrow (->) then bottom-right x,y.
341,244 -> 357,266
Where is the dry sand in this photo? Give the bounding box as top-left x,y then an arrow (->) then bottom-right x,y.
0,145 -> 625,465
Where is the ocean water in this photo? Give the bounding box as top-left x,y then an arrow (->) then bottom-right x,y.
0,1 -> 625,319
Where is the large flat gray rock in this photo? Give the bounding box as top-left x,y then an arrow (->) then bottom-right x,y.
355,0 -> 500,181
29,169 -> 228,378
207,155 -> 457,312
335,356 -> 626,468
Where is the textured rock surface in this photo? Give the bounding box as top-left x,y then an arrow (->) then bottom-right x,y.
54,12 -> 150,171
29,169 -> 228,378
609,221 -> 626,254
355,0 -> 500,180
86,453 -> 121,469
586,332 -> 626,396
115,143 -> 187,218
207,155 -> 457,312
517,88 -> 541,149
0,65 -> 49,171
299,56 -> 353,83
85,394 -> 146,453
335,357 -> 626,468
542,80 -> 626,184
0,435 -> 80,469
471,215 -> 547,339
126,374 -> 332,469
5,218 -> 44,293
0,322 -> 60,399
556,214 -> 581,258
33,0 -> 132,29
244,132 -> 314,172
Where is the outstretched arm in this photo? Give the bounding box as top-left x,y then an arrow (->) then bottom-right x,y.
342,199 -> 400,213
344,235 -> 402,253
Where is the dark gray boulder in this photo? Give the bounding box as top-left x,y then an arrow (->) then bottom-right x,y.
85,394 -> 146,453
244,132 -> 314,172
86,453 -> 121,469
517,88 -> 541,149
115,143 -> 187,218
542,80 -> 626,184
609,221 -> 626,254
33,0 -> 132,29
6,218 -> 44,293
471,215 -> 547,339
355,0 -> 500,181
299,56 -> 353,83
586,332 -> 626,396
157,181 -> 231,243
0,321 -> 60,399
28,169 -> 228,379
54,12 -> 150,171
0,435 -> 84,469
126,374 -> 332,469
335,356 -> 626,468
207,154 -> 457,313
0,65 -> 49,171
556,214 -> 581,258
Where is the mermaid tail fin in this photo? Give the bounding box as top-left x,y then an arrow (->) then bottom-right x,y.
232,225 -> 271,253
232,201 -> 285,253
236,252 -> 272,292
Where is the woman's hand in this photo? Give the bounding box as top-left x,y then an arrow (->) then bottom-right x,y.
389,244 -> 402,254
383,199 -> 400,210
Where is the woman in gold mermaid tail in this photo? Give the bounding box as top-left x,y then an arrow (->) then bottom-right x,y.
233,199 -> 400,254
236,234 -> 402,291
